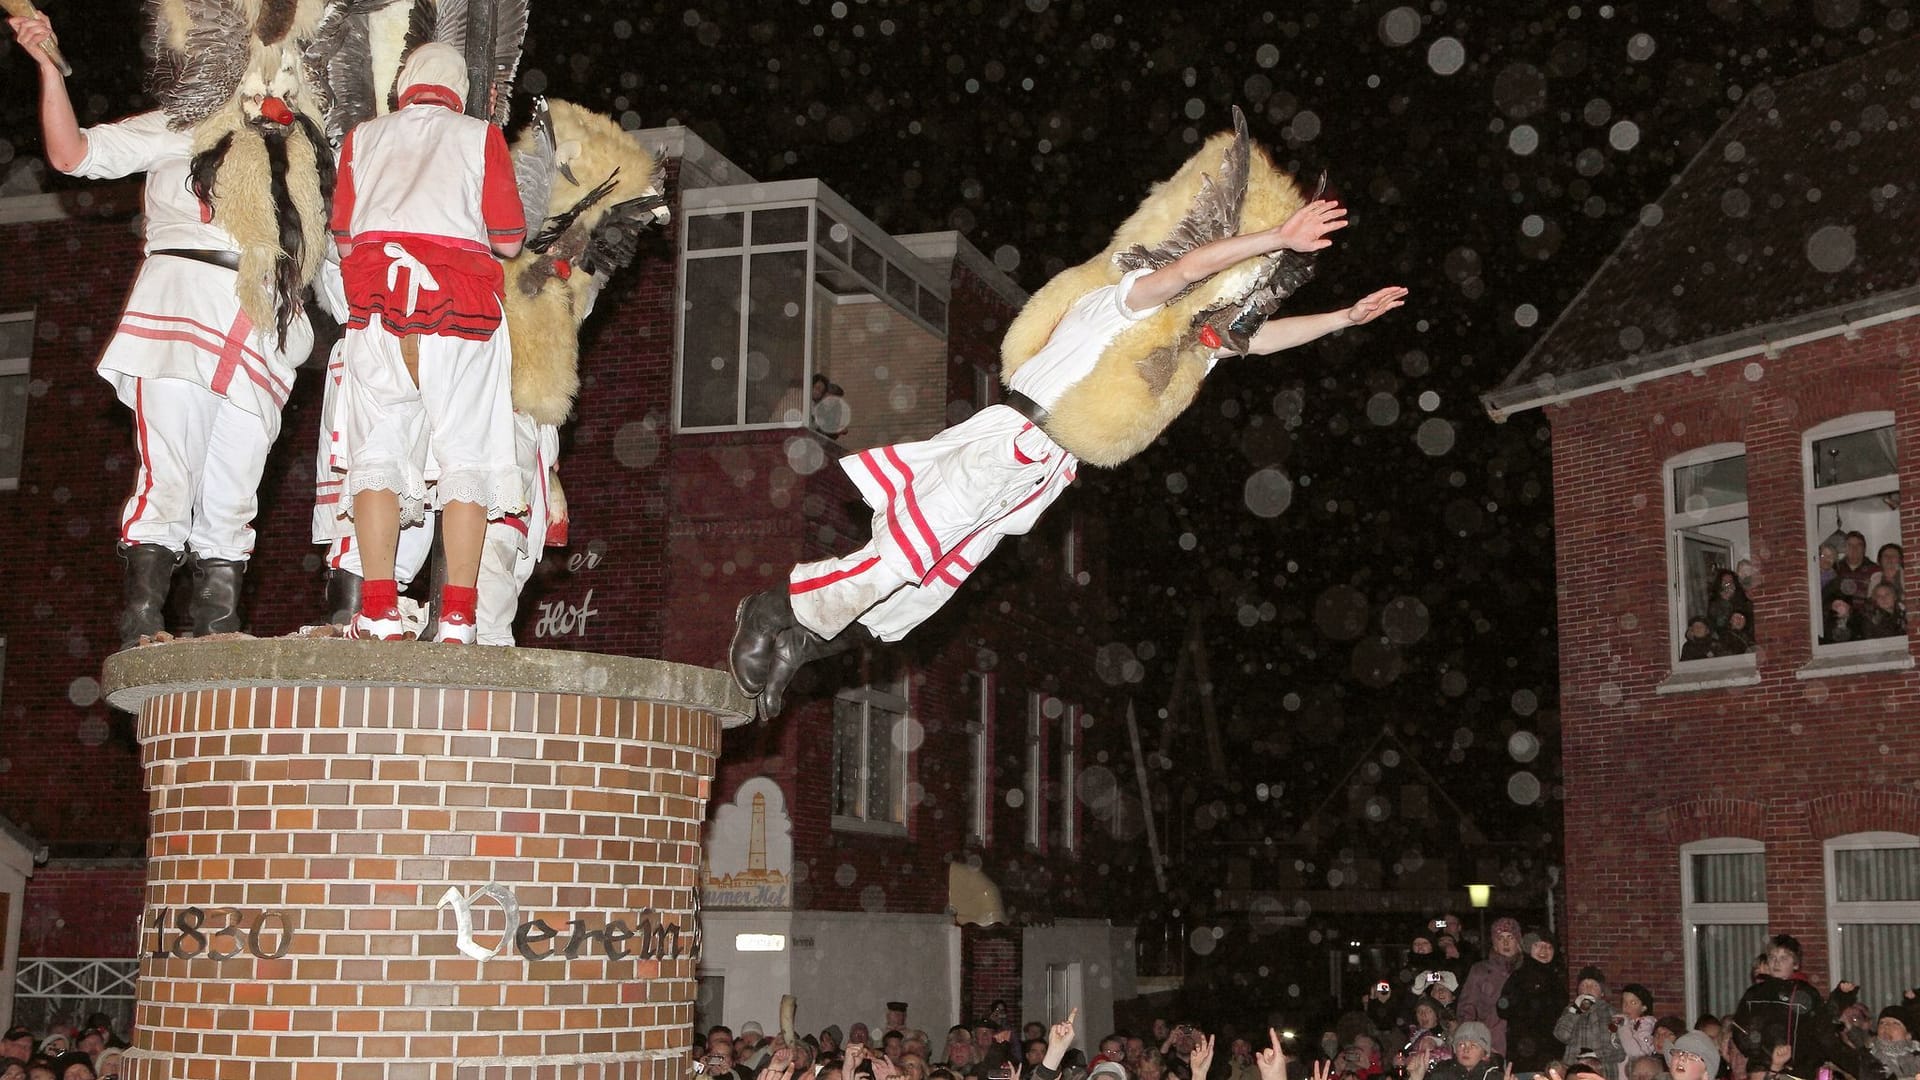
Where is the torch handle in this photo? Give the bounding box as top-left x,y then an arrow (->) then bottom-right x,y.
1,0 -> 73,76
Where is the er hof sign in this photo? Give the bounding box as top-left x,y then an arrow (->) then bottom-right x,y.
700,778 -> 792,910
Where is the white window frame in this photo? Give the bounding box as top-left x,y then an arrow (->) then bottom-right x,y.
0,310 -> 33,493
1824,830 -> 1920,1007
674,201 -> 815,433
830,666 -> 911,836
1058,704 -> 1080,853
1680,837 -> 1768,1022
1664,443 -> 1753,672
967,672 -> 993,846
1802,412 -> 1903,660
1025,692 -> 1046,850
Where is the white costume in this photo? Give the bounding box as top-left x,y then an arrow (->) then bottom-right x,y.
790,268 -> 1189,641
72,111 -> 313,560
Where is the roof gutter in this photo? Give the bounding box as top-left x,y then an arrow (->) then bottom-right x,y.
1481,284 -> 1920,422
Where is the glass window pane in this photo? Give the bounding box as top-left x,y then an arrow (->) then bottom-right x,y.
1838,923 -> 1920,1020
0,374 -> 27,482
851,237 -> 885,287
884,263 -> 919,310
744,251 -> 809,425
1835,846 -> 1920,902
867,704 -> 904,825
1672,455 -> 1747,513
1675,519 -> 1751,658
680,256 -> 742,427
752,207 -> 809,245
687,213 -> 744,251
816,210 -> 847,263
919,288 -> 947,330
1694,923 -> 1770,1018
1691,851 -> 1766,902
0,316 -> 32,359
1813,425 -> 1896,487
833,698 -> 864,819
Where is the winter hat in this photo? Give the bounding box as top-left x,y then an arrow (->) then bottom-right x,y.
1669,1032 -> 1722,1078
1576,965 -> 1607,987
1655,1017 -> 1690,1040
1090,1064 -> 1129,1080
1621,984 -> 1654,1011
397,42 -> 470,107
739,1021 -> 764,1039
821,1025 -> 844,1046
1454,1022 -> 1494,1053
1491,917 -> 1522,939
1879,1006 -> 1912,1038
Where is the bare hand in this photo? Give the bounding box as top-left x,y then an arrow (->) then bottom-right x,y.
771,1047 -> 793,1070
1836,981 -> 1859,994
870,1057 -> 898,1080
6,12 -> 60,73
1257,1028 -> 1289,1080
1314,1059 -> 1334,1080
1190,1033 -> 1216,1078
1273,199 -> 1348,253
1049,1009 -> 1078,1052
1408,1051 -> 1432,1080
1345,286 -> 1407,326
846,1045 -> 866,1070
1000,1064 -> 1021,1080
1503,1064 -> 1516,1080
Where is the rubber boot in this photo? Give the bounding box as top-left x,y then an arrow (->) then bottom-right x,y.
729,588 -> 796,697
324,569 -> 363,627
189,557 -> 247,636
759,622 -> 873,720
119,543 -> 182,648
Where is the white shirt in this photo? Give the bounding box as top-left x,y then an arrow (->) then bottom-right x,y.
71,111 -> 237,254
1007,267 -> 1167,410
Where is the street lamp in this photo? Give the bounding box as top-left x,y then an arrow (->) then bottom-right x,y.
1468,884 -> 1492,946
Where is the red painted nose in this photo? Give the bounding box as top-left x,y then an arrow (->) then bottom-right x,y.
260,97 -> 294,125
1198,325 -> 1222,349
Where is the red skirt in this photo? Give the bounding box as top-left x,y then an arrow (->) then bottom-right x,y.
341,235 -> 505,340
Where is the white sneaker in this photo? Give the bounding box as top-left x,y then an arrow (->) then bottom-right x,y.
347,607 -> 409,641
433,610 -> 476,645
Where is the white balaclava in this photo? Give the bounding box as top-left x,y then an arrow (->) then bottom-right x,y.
397,42 -> 469,109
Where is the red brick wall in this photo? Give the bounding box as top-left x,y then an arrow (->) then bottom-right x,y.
18,859 -> 145,958
1548,315 -> 1920,1003
960,925 -> 1023,1025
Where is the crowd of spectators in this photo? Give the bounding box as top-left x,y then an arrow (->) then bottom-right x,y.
1,1014 -> 127,1080
1820,535 -> 1906,644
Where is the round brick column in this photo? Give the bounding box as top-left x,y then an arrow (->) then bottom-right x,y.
102,640 -> 752,1080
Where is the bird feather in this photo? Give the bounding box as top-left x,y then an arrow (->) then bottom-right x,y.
511,96 -> 556,239
156,0 -> 253,129
1113,104 -> 1252,278
486,0 -> 528,125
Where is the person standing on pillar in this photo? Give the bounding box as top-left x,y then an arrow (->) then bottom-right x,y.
329,43 -> 527,643
8,10 -> 327,647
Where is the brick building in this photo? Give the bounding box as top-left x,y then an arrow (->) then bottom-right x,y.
0,125 -> 1147,1037
1481,39 -> 1920,1022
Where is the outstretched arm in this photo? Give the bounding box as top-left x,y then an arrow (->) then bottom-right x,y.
8,13 -> 85,173
1243,286 -> 1407,356
1125,199 -> 1348,311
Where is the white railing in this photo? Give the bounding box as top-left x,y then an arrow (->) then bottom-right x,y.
14,958 -> 138,1001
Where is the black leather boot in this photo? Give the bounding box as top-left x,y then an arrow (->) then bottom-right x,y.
759,622 -> 873,720
118,543 -> 181,648
189,557 -> 247,636
324,568 -> 363,627
729,589 -> 797,696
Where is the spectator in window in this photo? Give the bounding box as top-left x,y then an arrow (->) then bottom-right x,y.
1616,986 -> 1659,1080
1824,597 -> 1863,644
1507,931 -> 1567,1072
1718,610 -> 1754,654
1872,542 -> 1905,596
1834,531 -> 1877,602
1863,582 -> 1906,639
1818,543 -> 1839,596
1729,935 -> 1831,1079
1556,967 -> 1625,1079
1681,618 -> 1717,661
1707,571 -> 1754,640
1458,916 -> 1523,1055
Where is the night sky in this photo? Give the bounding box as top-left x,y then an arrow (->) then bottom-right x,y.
2,0 -> 1909,847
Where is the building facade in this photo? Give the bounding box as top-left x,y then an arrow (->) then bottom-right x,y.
0,125 -> 1149,1037
1482,40 -> 1920,1023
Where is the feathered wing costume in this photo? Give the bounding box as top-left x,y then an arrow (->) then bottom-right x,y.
999,107 -> 1316,468
147,0 -> 334,347
304,0 -> 527,139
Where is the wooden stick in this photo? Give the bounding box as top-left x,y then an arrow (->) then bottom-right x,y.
0,0 -> 73,76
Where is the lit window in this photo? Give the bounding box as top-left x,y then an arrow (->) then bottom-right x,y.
1825,832 -> 1920,1011
1804,414 -> 1902,650
1680,839 -> 1768,1020
831,663 -> 910,833
1057,704 -> 1080,853
966,672 -> 993,846
1665,446 -> 1752,666
0,311 -> 32,492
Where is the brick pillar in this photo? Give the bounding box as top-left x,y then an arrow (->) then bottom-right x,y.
960,925 -> 1022,1028
102,641 -> 751,1080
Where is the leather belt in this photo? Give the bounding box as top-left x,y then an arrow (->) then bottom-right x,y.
1002,389 -> 1053,431
153,248 -> 241,271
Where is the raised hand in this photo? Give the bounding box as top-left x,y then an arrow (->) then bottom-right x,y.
1049,1009 -> 1078,1054
1190,1033 -> 1216,1078
6,11 -> 61,74
1345,286 -> 1408,326
846,1044 -> 866,1072
1256,1028 -> 1288,1080
1407,1050 -> 1432,1080
1273,199 -> 1349,253
1314,1058 -> 1334,1080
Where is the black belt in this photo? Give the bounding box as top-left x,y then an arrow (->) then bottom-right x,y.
1003,389 -> 1053,431
153,248 -> 241,271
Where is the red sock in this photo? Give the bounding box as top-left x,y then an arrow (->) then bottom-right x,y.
441,584 -> 478,621
361,578 -> 398,615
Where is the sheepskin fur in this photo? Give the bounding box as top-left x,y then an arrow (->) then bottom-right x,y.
999,127 -> 1307,468
503,99 -> 663,425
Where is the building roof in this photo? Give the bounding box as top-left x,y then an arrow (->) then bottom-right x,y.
1483,35 -> 1920,420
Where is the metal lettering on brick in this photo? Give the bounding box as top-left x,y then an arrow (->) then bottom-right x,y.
438,883 -> 704,962
145,906 -> 293,961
